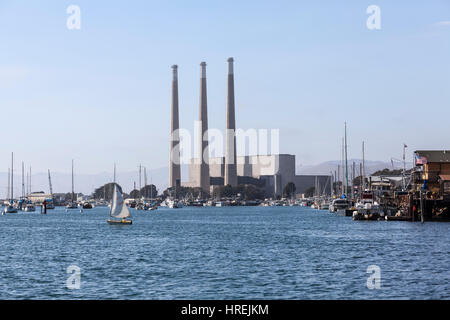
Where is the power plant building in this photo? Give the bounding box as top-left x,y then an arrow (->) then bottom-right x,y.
184,154 -> 331,198
170,58 -> 330,197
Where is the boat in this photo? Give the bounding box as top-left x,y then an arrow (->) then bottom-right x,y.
46,170 -> 55,209
135,202 -> 146,211
4,154 -> 18,214
167,199 -> 182,208
319,201 -> 330,210
215,201 -> 224,207
353,191 -> 381,220
329,198 -> 350,213
66,202 -> 78,209
23,203 -> 36,212
107,185 -> 132,225
66,160 -> 78,210
145,201 -> 158,211
4,202 -> 18,214
82,202 -> 93,209
45,199 -> 55,210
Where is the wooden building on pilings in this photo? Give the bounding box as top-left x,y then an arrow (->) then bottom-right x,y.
409,150 -> 450,221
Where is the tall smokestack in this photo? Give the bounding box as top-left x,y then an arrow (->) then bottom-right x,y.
225,57 -> 237,186
198,62 -> 210,194
169,65 -> 181,188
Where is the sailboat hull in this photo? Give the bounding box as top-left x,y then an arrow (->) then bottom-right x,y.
107,219 -> 132,225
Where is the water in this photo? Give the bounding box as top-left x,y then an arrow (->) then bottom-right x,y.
0,206 -> 449,299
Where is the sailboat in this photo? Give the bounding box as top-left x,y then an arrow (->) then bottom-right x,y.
66,160 -> 78,210
4,153 -> 18,214
46,169 -> 55,209
107,184 -> 132,225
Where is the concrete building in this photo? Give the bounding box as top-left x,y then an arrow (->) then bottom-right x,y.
185,154 -> 331,198
224,57 -> 238,186
176,59 -> 329,198
28,192 -> 52,204
169,65 -> 181,188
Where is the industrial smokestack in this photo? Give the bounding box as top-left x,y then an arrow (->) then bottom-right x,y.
169,64 -> 181,188
198,62 -> 210,194
224,57 -> 237,186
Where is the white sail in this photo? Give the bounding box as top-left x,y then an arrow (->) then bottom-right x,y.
110,185 -> 131,219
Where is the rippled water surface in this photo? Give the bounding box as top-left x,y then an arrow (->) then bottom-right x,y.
0,206 -> 449,299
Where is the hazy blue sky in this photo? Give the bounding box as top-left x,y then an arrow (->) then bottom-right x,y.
0,0 -> 449,175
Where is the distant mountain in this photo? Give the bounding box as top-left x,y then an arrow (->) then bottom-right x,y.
296,159 -> 412,176
0,165 -> 189,198
0,159 -> 410,197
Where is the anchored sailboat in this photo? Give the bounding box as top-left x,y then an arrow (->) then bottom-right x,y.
66,160 -> 78,210
4,153 -> 18,214
107,184 -> 132,225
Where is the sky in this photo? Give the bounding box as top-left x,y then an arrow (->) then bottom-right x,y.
0,0 -> 449,180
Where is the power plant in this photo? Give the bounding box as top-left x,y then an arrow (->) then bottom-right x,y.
197,62 -> 211,194
169,58 -> 330,198
224,57 -> 238,187
169,65 -> 181,188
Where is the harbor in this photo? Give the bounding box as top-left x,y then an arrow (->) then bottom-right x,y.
1,57 -> 447,223
1,1 -> 449,303
0,205 -> 448,299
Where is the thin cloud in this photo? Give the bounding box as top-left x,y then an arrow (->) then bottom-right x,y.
435,21 -> 450,26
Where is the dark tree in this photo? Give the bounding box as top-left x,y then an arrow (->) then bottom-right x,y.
304,186 -> 315,198
64,192 -> 83,202
129,189 -> 140,199
282,182 -> 296,198
162,186 -> 203,199
372,168 -> 403,176
140,184 -> 158,198
93,183 -> 123,201
241,184 -> 265,200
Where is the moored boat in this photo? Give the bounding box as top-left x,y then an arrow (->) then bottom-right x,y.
329,199 -> 350,213
4,204 -> 18,214
23,203 -> 36,212
82,202 -> 93,209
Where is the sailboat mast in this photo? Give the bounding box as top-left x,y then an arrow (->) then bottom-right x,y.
341,137 -> 345,195
403,143 -> 407,191
352,162 -> 356,200
344,122 -> 349,199
359,162 -> 363,198
48,169 -> 53,196
11,153 -> 14,200
29,166 -> 32,195
362,141 -> 366,191
113,163 -> 116,184
330,171 -> 333,196
337,165 -> 340,195
71,160 -> 74,203
144,167 -> 148,198
139,164 -> 142,197
150,176 -> 153,201
7,168 -> 10,201
22,162 -> 25,199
